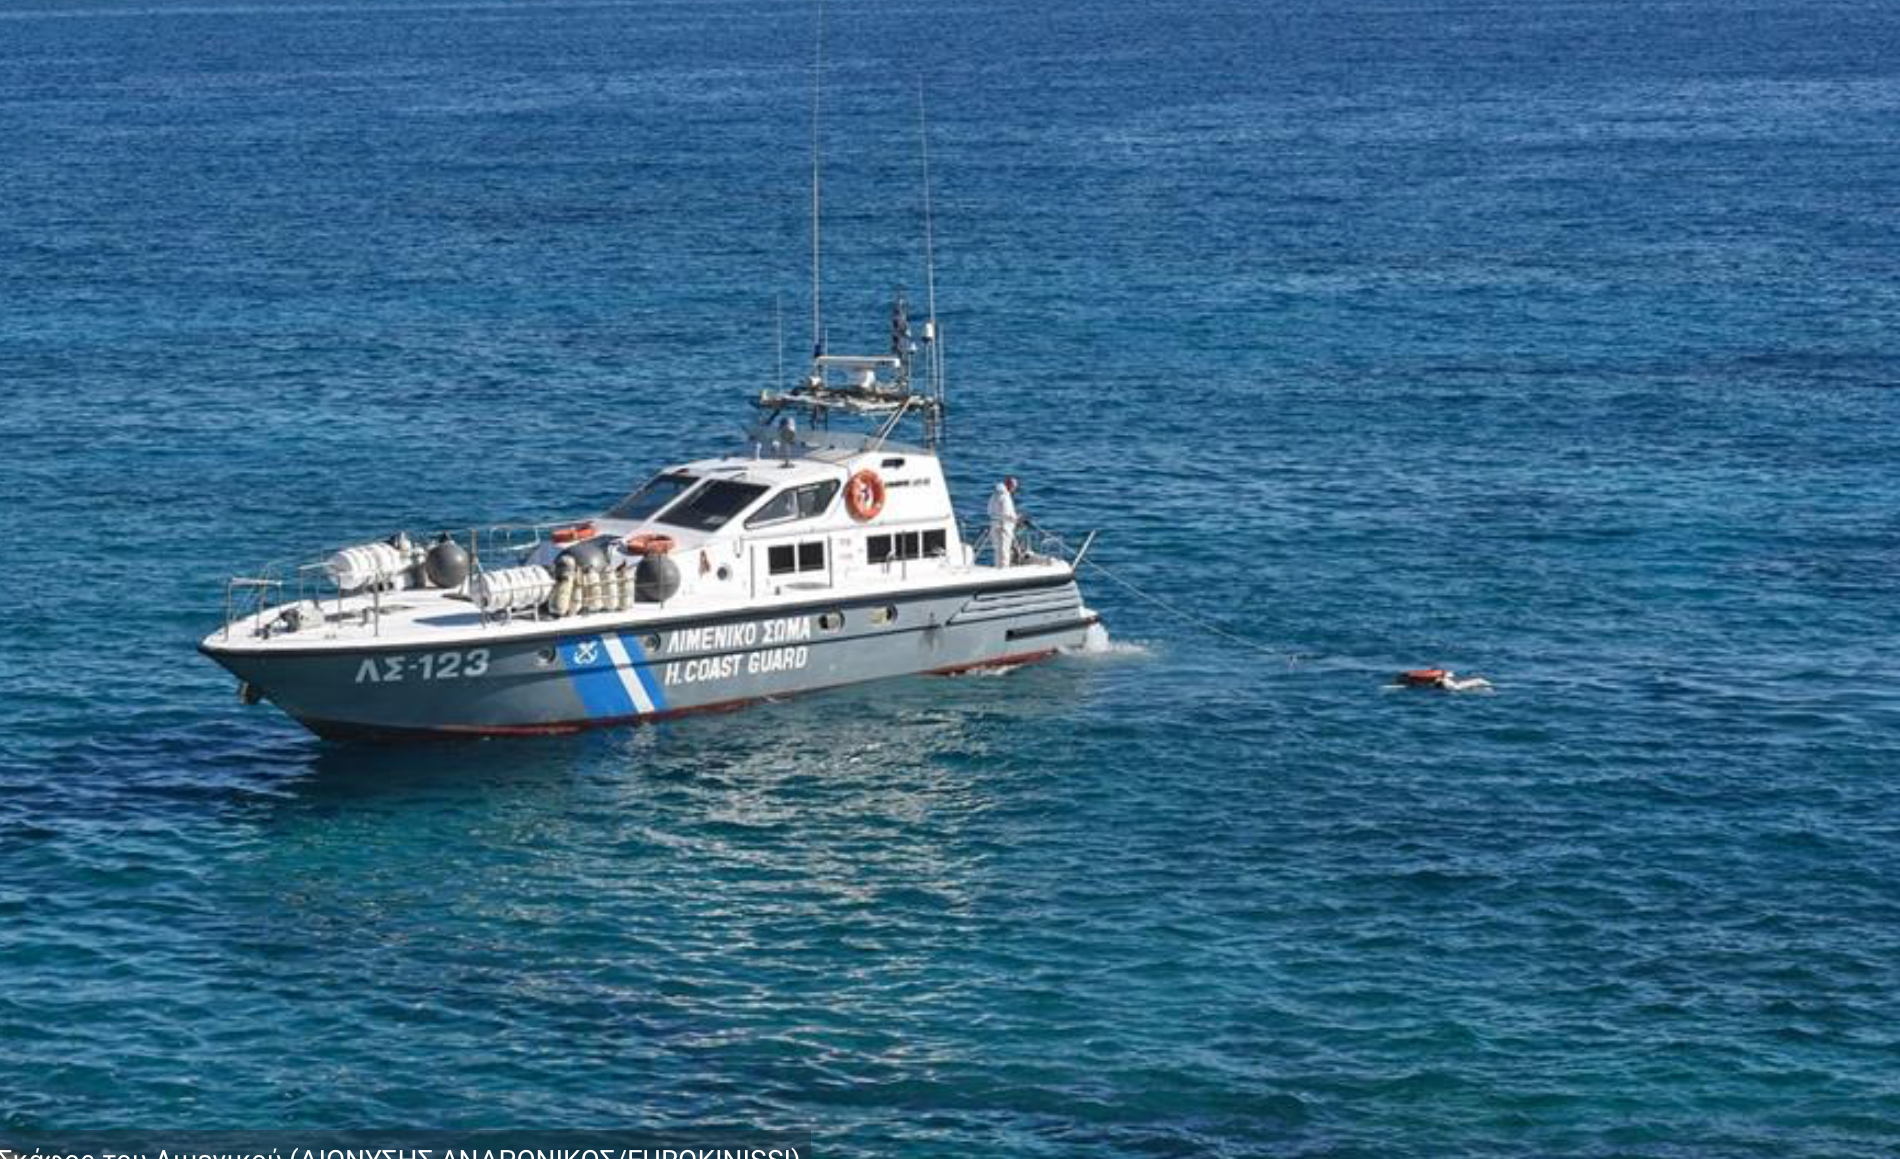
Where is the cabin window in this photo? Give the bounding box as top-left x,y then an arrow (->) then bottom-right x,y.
657,480 -> 769,532
606,472 -> 697,521
769,540 -> 826,577
745,480 -> 841,529
868,605 -> 897,626
750,490 -> 797,528
868,528 -> 947,564
818,611 -> 844,631
798,481 -> 841,519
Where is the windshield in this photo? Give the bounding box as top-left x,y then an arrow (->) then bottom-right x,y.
745,480 -> 841,529
606,472 -> 697,521
656,479 -> 770,532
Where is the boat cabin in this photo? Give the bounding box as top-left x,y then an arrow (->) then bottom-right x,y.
549,441 -> 967,604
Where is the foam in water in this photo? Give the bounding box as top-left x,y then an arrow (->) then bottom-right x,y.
1063,622 -> 1152,659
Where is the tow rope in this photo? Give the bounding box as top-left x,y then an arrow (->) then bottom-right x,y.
1077,557 -> 1311,669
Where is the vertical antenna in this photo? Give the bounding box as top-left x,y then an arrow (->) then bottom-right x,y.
918,77 -> 939,356
809,0 -> 825,366
916,76 -> 947,436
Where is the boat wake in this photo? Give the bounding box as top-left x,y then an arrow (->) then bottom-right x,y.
1063,622 -> 1152,660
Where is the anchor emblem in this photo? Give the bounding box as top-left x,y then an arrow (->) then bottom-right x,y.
572,639 -> 600,665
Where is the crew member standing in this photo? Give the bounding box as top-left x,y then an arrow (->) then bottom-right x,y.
988,475 -> 1020,566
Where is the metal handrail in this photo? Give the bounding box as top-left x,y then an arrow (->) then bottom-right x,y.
219,515 -> 1103,638
968,519 -> 1096,570
217,518 -> 576,638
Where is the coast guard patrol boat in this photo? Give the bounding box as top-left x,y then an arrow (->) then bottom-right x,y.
200,298 -> 1102,740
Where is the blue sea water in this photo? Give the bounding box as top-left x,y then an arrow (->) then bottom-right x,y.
4,0 -> 1900,1152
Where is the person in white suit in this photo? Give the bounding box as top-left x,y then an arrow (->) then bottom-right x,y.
988,476 -> 1020,566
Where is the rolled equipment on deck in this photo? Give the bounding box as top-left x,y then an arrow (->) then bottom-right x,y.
471,565 -> 556,613
325,541 -> 408,593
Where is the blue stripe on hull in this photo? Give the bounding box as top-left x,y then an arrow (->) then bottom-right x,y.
560,636 -> 636,719
628,638 -> 668,713
559,632 -> 669,720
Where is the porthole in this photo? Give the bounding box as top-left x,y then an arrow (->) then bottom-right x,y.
643,634 -> 663,653
536,646 -> 557,666
818,611 -> 845,632
717,565 -> 731,581
868,605 -> 897,626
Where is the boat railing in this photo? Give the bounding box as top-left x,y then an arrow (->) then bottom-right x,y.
223,516 -> 1103,640
218,519 -> 582,640
967,520 -> 1098,571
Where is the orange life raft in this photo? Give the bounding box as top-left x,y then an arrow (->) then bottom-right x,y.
621,532 -> 677,556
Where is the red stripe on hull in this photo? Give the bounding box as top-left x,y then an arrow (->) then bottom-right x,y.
924,647 -> 1058,676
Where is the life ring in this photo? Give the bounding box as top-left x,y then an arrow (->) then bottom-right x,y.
1399,668 -> 1448,686
622,532 -> 677,556
551,522 -> 596,545
845,469 -> 886,522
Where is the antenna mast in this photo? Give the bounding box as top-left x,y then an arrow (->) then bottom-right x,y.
809,0 -> 825,371
752,29 -> 949,452
917,77 -> 946,439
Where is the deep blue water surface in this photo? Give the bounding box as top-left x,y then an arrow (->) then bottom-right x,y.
5,0 -> 1900,1153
